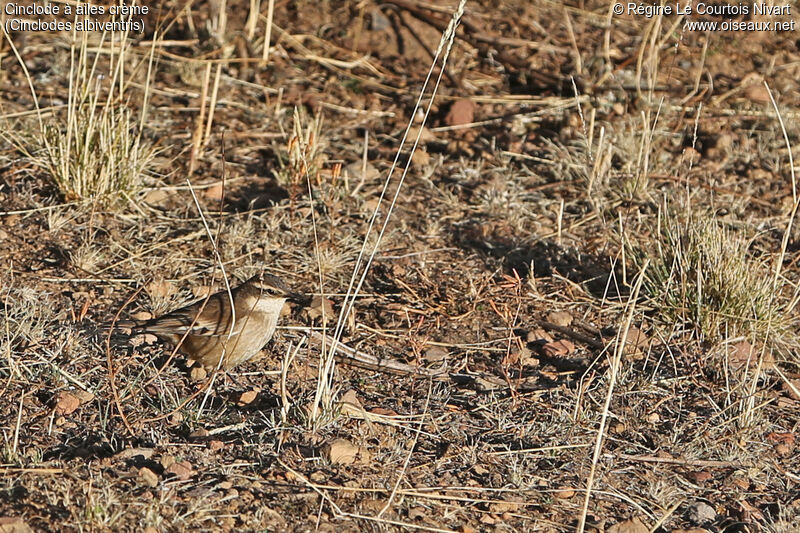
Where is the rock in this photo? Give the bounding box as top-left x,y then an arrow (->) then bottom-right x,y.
165,461 -> 194,480
423,346 -> 448,362
0,517 -> 33,533
54,392 -> 81,415
686,501 -> 716,524
607,517 -> 648,533
541,339 -> 575,357
444,99 -> 476,127
323,438 -> 365,465
305,296 -> 335,322
547,311 -> 573,327
138,467 -> 159,488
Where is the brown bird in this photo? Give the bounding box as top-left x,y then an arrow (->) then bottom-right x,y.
126,273 -> 306,369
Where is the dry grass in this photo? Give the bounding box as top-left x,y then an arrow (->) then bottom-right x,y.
1,1 -> 799,532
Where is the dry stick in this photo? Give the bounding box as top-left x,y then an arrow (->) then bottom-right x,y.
317,0 -> 466,421
576,261 -> 648,533
189,62 -> 212,174
261,0 -> 276,62
286,109 -> 331,423
105,286 -> 143,435
307,331 -> 445,377
649,500 -> 683,533
742,82 -> 800,426
246,0 -> 260,40
12,391 -> 24,458
203,63 -> 223,148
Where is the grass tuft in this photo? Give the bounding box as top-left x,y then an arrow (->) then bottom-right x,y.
628,206 -> 797,351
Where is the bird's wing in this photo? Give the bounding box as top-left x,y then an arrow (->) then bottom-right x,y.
141,293 -> 242,337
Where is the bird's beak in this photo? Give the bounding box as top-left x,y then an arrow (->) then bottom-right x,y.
287,291 -> 311,306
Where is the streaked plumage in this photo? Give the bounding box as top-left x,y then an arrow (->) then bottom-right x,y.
129,273 -> 305,369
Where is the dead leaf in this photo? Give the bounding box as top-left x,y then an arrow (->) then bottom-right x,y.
345,161 -> 380,182
767,432 -> 795,445
407,125 -> 437,143
338,389 -> 363,411
781,378 -> 800,401
488,501 -> 519,513
370,407 -> 398,416
623,327 -> 649,357
553,488 -> 575,499
115,448 -> 155,461
192,285 -> 217,299
143,189 -> 169,206
411,149 -> 431,167
189,366 -> 207,382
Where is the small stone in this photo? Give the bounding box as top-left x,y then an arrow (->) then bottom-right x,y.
138,467 -> 159,488
323,438 -> 361,465
165,461 -> 194,480
423,346 -> 448,362
686,501 -> 716,524
607,517 -> 649,533
305,296 -> 335,322
541,339 -> 575,357
0,517 -> 34,533
143,189 -> 170,206
236,389 -> 260,406
54,392 -> 81,415
189,366 -> 207,382
546,311 -> 573,327
444,99 -> 476,127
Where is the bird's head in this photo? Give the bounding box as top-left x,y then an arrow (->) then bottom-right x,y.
249,273 -> 309,306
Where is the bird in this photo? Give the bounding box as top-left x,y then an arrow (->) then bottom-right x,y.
122,273 -> 306,370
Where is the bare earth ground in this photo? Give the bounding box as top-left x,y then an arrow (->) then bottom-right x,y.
1,1 -> 800,531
